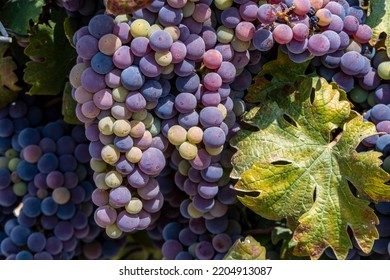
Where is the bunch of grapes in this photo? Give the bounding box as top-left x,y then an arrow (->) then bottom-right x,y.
0,94 -> 129,260
66,0 -> 388,260
70,0 -> 258,239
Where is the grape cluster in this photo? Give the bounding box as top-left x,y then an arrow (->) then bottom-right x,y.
71,15 -> 172,236
0,96 -> 58,212
148,203 -> 243,260
0,93 -> 128,260
142,154 -> 242,259
66,0 -> 387,260
254,0 -> 373,63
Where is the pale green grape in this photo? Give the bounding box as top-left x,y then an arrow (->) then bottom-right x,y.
130,19 -> 150,38
105,170 -> 123,188
179,141 -> 198,160
168,125 -> 187,146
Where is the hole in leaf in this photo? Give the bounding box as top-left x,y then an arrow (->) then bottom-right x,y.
264,74 -> 273,81
270,160 -> 291,165
310,88 -> 315,104
312,187 -> 316,202
282,114 -> 298,127
330,127 -> 343,142
347,180 -> 357,197
236,190 -> 261,198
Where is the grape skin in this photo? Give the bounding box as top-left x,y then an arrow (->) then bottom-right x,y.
58,0 -> 389,261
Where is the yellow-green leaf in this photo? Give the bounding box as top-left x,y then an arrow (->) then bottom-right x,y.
366,0 -> 390,57
231,77 -> 390,259
224,236 -> 266,260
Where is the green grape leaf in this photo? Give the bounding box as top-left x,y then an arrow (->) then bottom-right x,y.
0,42 -> 20,108
23,11 -> 76,96
0,0 -> 45,35
230,77 -> 390,260
245,50 -> 311,103
224,236 -> 266,260
63,16 -> 79,48
366,0 -> 390,57
62,82 -> 81,125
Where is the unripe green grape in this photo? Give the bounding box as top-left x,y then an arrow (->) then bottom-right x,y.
155,51 -> 173,66
125,197 -> 143,214
90,159 -> 107,173
98,116 -> 115,135
105,170 -> 123,188
149,118 -> 161,136
214,0 -> 233,10
13,182 -> 27,196
101,144 -> 120,165
164,26 -> 180,42
187,202 -> 204,218
112,87 -> 129,102
147,24 -> 163,37
205,145 -> 224,156
217,104 -> 227,119
94,173 -> 110,190
179,141 -> 198,160
349,86 -> 368,104
168,125 -> 188,146
132,109 -> 148,121
106,223 -> 123,239
178,160 -> 191,176
113,119 -> 131,137
233,99 -> 246,116
187,126 -> 203,144
5,148 -> 18,158
231,36 -> 251,52
8,158 -> 19,172
130,19 -> 150,38
142,112 -> 154,128
217,26 -> 234,43
377,61 -> 390,80
162,63 -> 174,75
125,147 -> 143,163
188,242 -> 197,256
114,14 -> 130,23
183,1 -> 195,17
